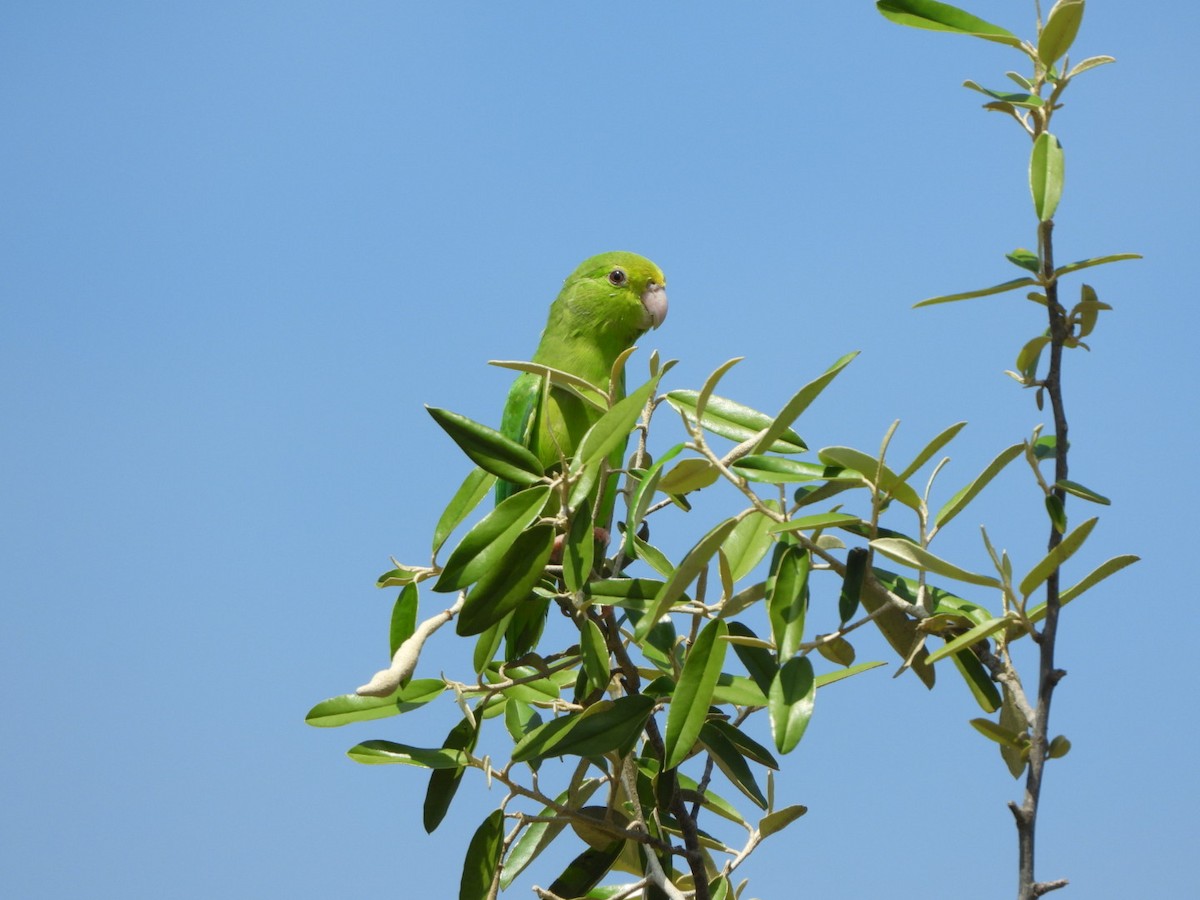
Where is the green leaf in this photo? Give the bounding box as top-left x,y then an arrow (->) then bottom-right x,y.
1053,553 -> 1139,607
586,577 -> 665,608
969,717 -> 1027,749
1032,434 -> 1059,461
623,444 -> 685,556
871,538 -> 1003,588
733,456 -> 852,484
895,421 -> 967,486
427,406 -> 544,486
664,390 -> 806,453
695,357 -> 745,424
459,809 -> 505,900
704,718 -> 779,770
573,375 -> 661,473
563,501 -> 595,595
759,804 -> 808,839
375,564 -> 424,588
1030,132 -> 1066,222
769,512 -> 864,534
632,534 -> 674,579
839,547 -> 868,624
1054,252 -> 1142,278
963,80 -> 1044,108
347,740 -> 469,768
818,445 -> 921,510
434,485 -> 551,592
767,544 -> 810,659
1056,479 -> 1110,505
500,779 -> 603,889
1038,0 -> 1085,66
1067,55 -> 1115,78
423,716 -> 479,832
998,685 -> 1029,778
698,720 -> 768,809
726,621 -> 776,696
934,443 -> 1023,528
432,467 -> 498,557
388,583 -> 419,657
950,648 -> 1002,713
546,840 -> 624,899
304,679 -> 445,727
1016,335 -> 1051,381
925,615 -> 1012,663
1018,516 -> 1098,597
580,618 -> 611,694
816,635 -> 856,667
511,695 -> 656,763
915,276 -> 1039,307
752,351 -> 858,455
712,672 -> 768,707
1045,493 -> 1067,534
876,0 -> 1023,47
813,660 -> 887,688
721,510 -> 777,582
664,619 -> 729,769
1049,735 -> 1072,758
456,525 -> 555,635
657,457 -> 720,495
860,569 -> 936,688
768,655 -> 816,754
1006,248 -> 1042,273
634,517 -> 741,642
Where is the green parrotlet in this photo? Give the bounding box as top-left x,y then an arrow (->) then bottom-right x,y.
497,250 -> 668,511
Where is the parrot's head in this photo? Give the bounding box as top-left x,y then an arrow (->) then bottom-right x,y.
558,251 -> 668,350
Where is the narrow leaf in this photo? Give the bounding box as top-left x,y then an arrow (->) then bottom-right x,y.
434,485 -> 551,592
767,544 -> 810,659
573,375 -> 661,473
657,458 -> 720,495
915,277 -> 1038,307
665,619 -> 729,769
876,0 -> 1023,47
752,351 -> 858,455
768,655 -> 816,754
925,615 -> 1012,663
698,720 -> 768,809
580,618 -> 611,694
1054,253 -> 1142,278
305,679 -> 445,728
1018,516 -> 1099,597
721,510 -> 777,582
769,512 -> 864,534
934,443 -> 1023,528
665,391 -> 806,453
759,804 -> 808,839
895,421 -> 967,486
424,716 -> 479,832
388,583 -> 419,657
456,525 -> 555,635
433,467 -> 498,556
1030,132 -> 1065,222
635,517 -> 741,642
1056,479 -> 1110,505
838,547 -> 868,624
871,538 -> 1003,588
347,740 -> 469,768
459,809 -> 505,900
427,406 -> 543,485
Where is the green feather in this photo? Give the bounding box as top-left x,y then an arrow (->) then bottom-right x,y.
497,251 -> 668,512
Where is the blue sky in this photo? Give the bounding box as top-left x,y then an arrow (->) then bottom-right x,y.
3,2 -> 1196,897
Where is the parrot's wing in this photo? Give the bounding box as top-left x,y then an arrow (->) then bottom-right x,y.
496,371 -> 541,503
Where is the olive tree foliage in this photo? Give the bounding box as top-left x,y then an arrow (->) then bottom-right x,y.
307,3 -> 1136,898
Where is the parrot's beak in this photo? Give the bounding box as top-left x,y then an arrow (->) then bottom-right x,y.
641,282 -> 668,330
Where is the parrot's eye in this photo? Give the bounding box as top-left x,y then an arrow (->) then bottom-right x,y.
607,269 -> 627,286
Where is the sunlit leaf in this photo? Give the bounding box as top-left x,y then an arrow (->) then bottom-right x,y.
876,0 -> 1023,47
871,538 -> 1003,588
459,809 -> 505,900
950,648 -> 1002,712
580,618 -> 611,694
769,512 -> 864,534
819,445 -> 921,510
759,804 -> 808,838
963,80 -> 1044,108
389,583 -> 419,657
934,443 -> 1023,528
432,467 -> 498,556
1056,479 -> 1110,505
657,457 -> 720,495
915,276 -> 1039,307
895,421 -> 967,486
767,544 -> 810,660
623,443 -> 685,555
347,740 -> 469,768
665,391 -> 806,453
752,351 -> 858,455
721,509 -> 777,582
304,679 -> 446,728
698,720 -> 768,809
500,779 -> 603,889
511,695 -> 656,763
456,525 -> 555,635
1018,517 -> 1098,598
427,406 -> 543,486
814,660 -> 887,688
1030,132 -> 1065,221
563,501 -> 594,595
572,375 -> 661,473
423,715 -> 479,833
768,655 -> 816,754
1054,252 -> 1141,278
634,517 -> 741,642
1038,0 -> 1085,66
665,619 -> 729,769
435,485 -> 551,592
489,359 -> 607,409
925,615 -> 1012,663
1067,55 -> 1115,78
